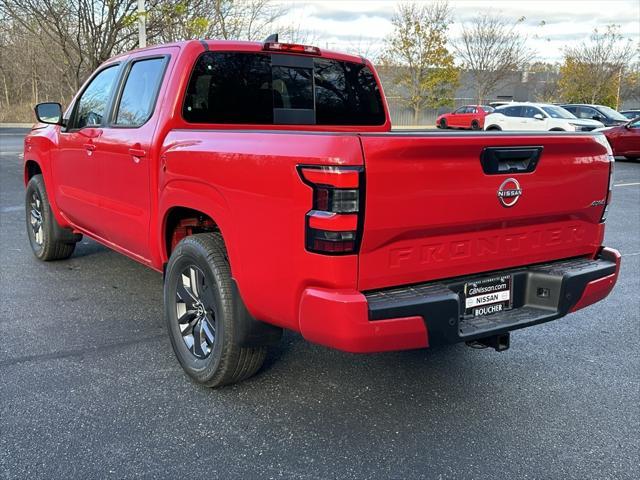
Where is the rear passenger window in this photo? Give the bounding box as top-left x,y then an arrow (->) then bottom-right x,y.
183,52 -> 385,125
114,58 -> 167,127
500,106 -> 523,117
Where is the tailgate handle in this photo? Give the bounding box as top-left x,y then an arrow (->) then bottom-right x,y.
480,147 -> 543,174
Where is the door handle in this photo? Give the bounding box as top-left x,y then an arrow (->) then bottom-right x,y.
480,147 -> 543,174
128,148 -> 146,157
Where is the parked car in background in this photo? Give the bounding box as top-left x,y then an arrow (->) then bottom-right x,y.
599,118 -> 640,160
619,110 -> 640,120
489,101 -> 513,108
484,103 -> 604,131
561,104 -> 629,127
436,105 -> 494,130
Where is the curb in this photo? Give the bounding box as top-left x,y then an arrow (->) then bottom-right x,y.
0,123 -> 34,128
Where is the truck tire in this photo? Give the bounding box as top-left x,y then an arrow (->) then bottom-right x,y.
25,174 -> 79,261
164,233 -> 267,387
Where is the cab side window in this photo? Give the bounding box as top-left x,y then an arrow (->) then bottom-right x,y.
523,106 -> 541,118
114,57 -> 167,127
577,106 -> 597,119
72,65 -> 119,129
501,106 -> 523,117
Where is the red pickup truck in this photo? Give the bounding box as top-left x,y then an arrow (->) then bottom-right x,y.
24,38 -> 620,387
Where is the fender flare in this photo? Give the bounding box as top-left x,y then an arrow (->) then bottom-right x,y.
158,179 -> 238,272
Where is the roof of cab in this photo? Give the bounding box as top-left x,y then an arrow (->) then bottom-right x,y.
108,39 -> 367,65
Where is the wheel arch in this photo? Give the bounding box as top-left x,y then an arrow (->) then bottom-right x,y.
159,180 -> 234,269
24,159 -> 43,185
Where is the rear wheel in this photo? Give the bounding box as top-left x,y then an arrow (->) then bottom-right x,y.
25,174 -> 80,261
164,233 -> 267,387
439,118 -> 447,129
471,120 -> 480,130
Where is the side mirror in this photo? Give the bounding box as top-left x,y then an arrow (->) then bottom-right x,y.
533,113 -> 544,120
592,115 -> 603,121
34,102 -> 63,125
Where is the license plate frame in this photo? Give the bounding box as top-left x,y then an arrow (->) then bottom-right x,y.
463,274 -> 513,317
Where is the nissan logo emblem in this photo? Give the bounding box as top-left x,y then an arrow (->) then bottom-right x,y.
497,178 -> 522,207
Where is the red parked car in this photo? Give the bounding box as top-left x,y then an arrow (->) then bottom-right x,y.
436,105 -> 495,130
24,38 -> 619,387
602,118 -> 640,160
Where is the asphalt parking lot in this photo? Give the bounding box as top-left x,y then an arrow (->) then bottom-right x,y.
1,127 -> 638,479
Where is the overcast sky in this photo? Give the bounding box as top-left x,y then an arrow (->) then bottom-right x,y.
277,0 -> 640,63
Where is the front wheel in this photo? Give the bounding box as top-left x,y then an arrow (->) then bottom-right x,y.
164,233 -> 267,387
25,174 -> 80,261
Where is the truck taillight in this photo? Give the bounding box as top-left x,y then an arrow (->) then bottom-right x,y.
298,165 -> 364,255
601,156 -> 615,222
595,134 -> 615,223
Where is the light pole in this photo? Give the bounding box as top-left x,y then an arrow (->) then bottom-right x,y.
138,0 -> 146,49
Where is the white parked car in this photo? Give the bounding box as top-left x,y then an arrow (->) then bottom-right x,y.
483,103 -> 605,132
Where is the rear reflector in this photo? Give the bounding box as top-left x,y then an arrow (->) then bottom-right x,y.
307,229 -> 356,254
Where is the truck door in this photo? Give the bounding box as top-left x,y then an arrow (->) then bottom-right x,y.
91,53 -> 173,260
52,64 -> 121,238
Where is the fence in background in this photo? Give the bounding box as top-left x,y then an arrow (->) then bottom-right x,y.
386,97 -> 503,127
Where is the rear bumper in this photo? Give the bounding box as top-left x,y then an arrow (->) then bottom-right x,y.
298,247 -> 620,353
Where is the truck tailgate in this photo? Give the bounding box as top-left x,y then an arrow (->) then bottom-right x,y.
358,132 -> 611,291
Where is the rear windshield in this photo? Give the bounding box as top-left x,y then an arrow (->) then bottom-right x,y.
183,52 -> 385,126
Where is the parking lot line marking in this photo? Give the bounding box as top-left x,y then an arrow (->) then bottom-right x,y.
0,151 -> 23,155
614,182 -> 640,187
623,252 -> 640,257
1,206 -> 21,213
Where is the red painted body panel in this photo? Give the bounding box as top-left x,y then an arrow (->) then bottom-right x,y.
603,123 -> 640,158
570,248 -> 621,312
357,133 -> 610,290
298,288 -> 428,352
22,39 -> 618,353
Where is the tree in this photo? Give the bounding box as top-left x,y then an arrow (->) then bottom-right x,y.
558,25 -> 635,107
620,61 -> 640,107
381,1 -> 459,124
0,0 -> 288,122
454,14 -> 534,103
528,62 -> 561,103
151,0 -> 286,44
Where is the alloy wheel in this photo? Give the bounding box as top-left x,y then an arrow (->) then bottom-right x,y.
29,191 -> 44,245
174,265 -> 217,359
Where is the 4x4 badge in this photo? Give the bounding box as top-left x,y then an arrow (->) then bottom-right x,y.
497,178 -> 522,207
